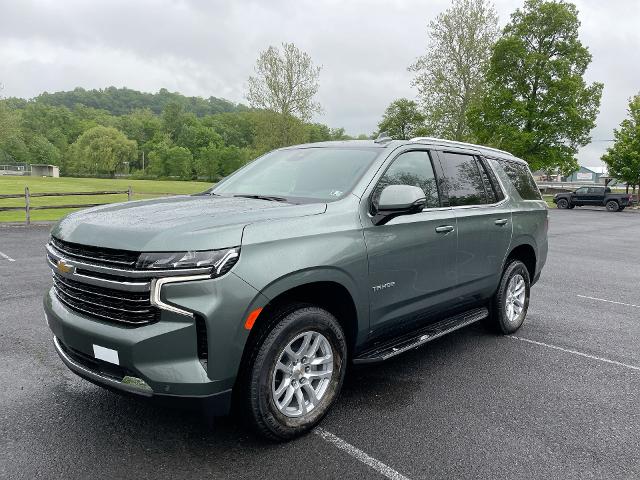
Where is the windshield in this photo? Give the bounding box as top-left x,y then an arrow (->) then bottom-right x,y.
212,147 -> 380,202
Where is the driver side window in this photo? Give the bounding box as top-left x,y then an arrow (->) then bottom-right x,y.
575,187 -> 588,195
372,151 -> 440,210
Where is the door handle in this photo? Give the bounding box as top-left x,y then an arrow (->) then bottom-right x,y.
494,218 -> 509,226
435,225 -> 454,233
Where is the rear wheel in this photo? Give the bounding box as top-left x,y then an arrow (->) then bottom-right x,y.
490,260 -> 531,334
606,200 -> 620,212
244,305 -> 347,441
557,198 -> 569,209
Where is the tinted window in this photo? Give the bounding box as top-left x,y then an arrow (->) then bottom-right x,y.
496,159 -> 542,200
588,187 -> 604,194
440,152 -> 487,206
372,151 -> 439,209
575,187 -> 588,195
214,147 -> 379,202
477,158 -> 503,203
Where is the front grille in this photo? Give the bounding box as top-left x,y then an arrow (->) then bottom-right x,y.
50,236 -> 139,268
53,273 -> 159,325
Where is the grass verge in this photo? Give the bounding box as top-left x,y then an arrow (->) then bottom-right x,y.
0,177 -> 211,223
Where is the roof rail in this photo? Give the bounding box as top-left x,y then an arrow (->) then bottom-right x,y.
409,137 -> 514,157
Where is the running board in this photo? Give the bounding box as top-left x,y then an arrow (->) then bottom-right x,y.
353,307 -> 488,364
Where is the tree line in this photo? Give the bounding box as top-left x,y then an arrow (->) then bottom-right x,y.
0,84 -> 363,180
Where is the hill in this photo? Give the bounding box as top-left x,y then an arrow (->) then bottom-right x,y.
13,86 -> 246,117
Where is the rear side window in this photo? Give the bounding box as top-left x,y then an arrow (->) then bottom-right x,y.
372,150 -> 440,209
477,158 -> 504,203
440,152 -> 487,206
496,159 -> 542,200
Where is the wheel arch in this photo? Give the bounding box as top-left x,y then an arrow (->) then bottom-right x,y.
504,243 -> 536,282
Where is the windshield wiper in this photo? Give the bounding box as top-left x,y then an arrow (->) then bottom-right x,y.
233,194 -> 289,203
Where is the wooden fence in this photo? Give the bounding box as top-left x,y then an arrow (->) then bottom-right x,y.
0,186 -> 133,225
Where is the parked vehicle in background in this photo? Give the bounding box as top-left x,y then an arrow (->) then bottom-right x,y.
553,186 -> 632,211
44,137 -> 548,440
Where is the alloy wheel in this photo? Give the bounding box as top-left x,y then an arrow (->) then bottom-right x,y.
271,331 -> 333,418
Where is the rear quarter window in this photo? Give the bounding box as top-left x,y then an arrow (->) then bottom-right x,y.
496,159 -> 542,200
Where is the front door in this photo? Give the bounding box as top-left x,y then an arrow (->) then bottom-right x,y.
572,187 -> 589,205
436,150 -> 513,303
361,149 -> 458,337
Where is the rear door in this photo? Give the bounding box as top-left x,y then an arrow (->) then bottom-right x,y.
587,187 -> 605,205
362,148 -> 459,336
436,149 -> 513,303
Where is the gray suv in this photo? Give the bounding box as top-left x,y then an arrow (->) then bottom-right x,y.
44,137 -> 548,440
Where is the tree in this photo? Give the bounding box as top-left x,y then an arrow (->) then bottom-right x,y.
602,94 -> 640,200
409,0 -> 499,140
246,42 -> 321,121
468,0 -> 603,173
68,126 -> 137,177
378,99 -> 428,140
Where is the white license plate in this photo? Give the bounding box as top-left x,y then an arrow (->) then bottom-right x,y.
93,344 -> 120,365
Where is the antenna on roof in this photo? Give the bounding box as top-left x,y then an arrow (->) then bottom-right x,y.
374,131 -> 392,144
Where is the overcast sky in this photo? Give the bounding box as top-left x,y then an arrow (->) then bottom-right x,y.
1,0 -> 638,165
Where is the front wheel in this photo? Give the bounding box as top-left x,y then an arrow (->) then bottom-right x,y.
606,200 -> 620,212
245,305 -> 347,441
490,260 -> 531,334
557,198 -> 569,209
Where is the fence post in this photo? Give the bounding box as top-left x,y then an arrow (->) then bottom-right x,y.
127,186 -> 133,201
25,186 -> 30,226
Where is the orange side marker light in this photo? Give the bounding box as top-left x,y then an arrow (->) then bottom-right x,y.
244,307 -> 263,330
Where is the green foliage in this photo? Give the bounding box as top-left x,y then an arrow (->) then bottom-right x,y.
68,126 -> 137,177
377,99 -> 428,140
0,86 -> 352,180
602,94 -> 640,192
33,86 -> 243,117
409,0 -> 499,140
247,42 -> 321,121
468,0 -> 603,173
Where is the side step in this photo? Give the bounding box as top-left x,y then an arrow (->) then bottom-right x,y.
353,307 -> 488,364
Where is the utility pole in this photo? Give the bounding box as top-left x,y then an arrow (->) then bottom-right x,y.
142,150 -> 145,172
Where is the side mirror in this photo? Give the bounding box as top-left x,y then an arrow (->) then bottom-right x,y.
373,185 -> 426,226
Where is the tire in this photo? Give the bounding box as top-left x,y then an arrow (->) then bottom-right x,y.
244,305 -> 347,441
557,198 -> 569,209
606,200 -> 619,212
490,260 -> 531,334
568,205 -> 575,209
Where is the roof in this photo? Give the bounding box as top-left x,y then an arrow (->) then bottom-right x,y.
283,138 -> 523,163
585,166 -> 608,175
30,164 -> 59,167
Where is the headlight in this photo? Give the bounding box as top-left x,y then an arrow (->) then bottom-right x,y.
136,247 -> 240,276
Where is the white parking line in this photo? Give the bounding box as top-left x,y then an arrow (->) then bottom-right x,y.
577,294 -> 640,309
0,250 -> 15,262
509,336 -> 640,372
314,428 -> 411,480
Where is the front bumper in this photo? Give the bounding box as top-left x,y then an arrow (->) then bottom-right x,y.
44,271 -> 266,415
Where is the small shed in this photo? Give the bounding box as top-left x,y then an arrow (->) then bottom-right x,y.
30,164 -> 60,177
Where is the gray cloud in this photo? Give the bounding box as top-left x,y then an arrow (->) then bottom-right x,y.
1,0 -> 638,165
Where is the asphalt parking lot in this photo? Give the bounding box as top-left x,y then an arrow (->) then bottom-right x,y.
1,207 -> 639,480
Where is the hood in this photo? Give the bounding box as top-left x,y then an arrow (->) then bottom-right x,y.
51,195 -> 326,251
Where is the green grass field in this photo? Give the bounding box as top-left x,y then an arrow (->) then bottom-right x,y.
0,176 -> 212,222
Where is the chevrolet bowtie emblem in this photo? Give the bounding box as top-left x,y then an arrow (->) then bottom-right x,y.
56,260 -> 74,274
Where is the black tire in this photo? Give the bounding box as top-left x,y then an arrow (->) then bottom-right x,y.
490,260 -> 531,334
244,305 -> 347,441
556,198 -> 569,209
606,200 -> 620,212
